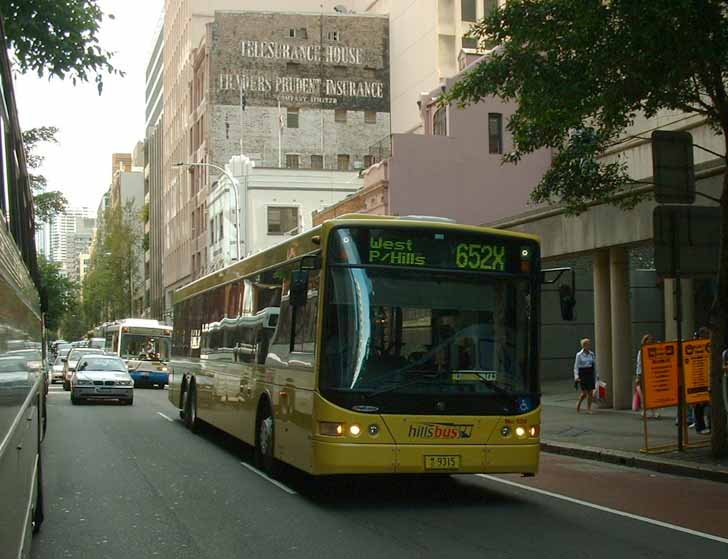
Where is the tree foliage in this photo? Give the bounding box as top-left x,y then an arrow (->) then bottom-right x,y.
1,0 -> 121,93
82,202 -> 142,326
38,255 -> 77,334
445,0 -> 728,455
22,126 -> 68,222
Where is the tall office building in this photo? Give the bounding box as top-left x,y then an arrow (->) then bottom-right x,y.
36,206 -> 96,281
145,10 -> 165,320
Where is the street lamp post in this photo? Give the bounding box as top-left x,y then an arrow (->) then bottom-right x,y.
173,161 -> 241,262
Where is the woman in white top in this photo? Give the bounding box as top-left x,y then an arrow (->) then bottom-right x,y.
636,333 -> 659,418
574,338 -> 596,414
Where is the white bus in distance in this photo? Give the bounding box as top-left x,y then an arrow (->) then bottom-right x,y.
98,319 -> 172,388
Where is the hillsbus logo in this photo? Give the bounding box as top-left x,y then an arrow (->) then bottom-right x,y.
408,423 -> 473,439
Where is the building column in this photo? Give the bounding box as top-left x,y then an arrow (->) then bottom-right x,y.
609,247 -> 633,409
593,250 -> 613,407
663,278 -> 695,341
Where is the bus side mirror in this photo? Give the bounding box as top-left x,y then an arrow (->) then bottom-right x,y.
290,270 -> 309,308
559,284 -> 576,321
542,267 -> 576,321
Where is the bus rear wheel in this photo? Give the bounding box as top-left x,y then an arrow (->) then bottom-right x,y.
255,404 -> 277,476
183,382 -> 199,432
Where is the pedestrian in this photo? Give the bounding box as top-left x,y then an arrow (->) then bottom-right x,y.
636,333 -> 660,419
694,327 -> 711,435
574,338 -> 596,414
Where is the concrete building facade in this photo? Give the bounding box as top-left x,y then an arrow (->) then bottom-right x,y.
361,0 -> 503,134
208,155 -> 362,271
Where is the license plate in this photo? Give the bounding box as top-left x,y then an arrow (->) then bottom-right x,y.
424,455 -> 461,470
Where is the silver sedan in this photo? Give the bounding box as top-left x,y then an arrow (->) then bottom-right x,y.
70,355 -> 134,405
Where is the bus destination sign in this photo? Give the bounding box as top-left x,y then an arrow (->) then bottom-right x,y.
330,227 -> 535,274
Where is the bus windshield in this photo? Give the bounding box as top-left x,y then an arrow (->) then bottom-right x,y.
320,267 -> 533,397
119,334 -> 171,362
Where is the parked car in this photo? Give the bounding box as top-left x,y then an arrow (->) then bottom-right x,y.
70,355 -> 133,405
62,348 -> 105,391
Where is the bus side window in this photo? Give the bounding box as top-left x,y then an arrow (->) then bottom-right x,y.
292,270 -> 320,354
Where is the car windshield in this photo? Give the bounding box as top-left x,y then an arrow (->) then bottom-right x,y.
320,267 -> 534,396
119,334 -> 171,362
69,349 -> 104,362
77,357 -> 127,372
8,350 -> 41,360
54,356 -> 64,365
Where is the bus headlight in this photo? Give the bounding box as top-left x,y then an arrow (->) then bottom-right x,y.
500,425 -> 511,437
515,426 -> 527,438
319,422 -> 344,436
349,424 -> 361,437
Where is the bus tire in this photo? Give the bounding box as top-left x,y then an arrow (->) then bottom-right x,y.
32,431 -> 45,534
255,401 -> 277,476
183,381 -> 199,432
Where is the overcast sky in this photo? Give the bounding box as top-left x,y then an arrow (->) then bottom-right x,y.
14,0 -> 164,212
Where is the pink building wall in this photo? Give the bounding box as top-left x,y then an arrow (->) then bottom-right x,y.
385,94 -> 552,225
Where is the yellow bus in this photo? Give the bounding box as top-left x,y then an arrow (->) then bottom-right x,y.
169,214 -> 568,476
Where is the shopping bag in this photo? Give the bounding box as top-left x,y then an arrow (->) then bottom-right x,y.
597,380 -> 607,401
632,384 -> 641,411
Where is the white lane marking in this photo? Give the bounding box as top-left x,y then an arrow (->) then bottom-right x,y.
240,462 -> 297,495
476,474 -> 728,545
157,412 -> 174,422
46,391 -> 68,396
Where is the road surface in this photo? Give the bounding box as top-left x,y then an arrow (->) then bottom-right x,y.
33,384 -> 728,558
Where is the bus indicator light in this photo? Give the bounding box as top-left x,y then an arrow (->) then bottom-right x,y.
529,426 -> 539,438
319,422 -> 344,436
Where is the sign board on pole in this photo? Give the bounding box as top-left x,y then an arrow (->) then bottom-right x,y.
642,341 -> 679,409
653,206 -> 720,278
683,339 -> 711,405
652,130 -> 695,204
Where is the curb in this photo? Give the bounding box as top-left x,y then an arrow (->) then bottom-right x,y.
541,440 -> 728,484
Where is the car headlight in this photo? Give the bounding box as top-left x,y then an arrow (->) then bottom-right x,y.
74,378 -> 93,386
117,380 -> 133,386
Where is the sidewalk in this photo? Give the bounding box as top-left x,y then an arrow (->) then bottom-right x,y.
540,380 -> 728,482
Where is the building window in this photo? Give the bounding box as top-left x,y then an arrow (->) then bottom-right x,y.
335,109 -> 347,123
365,111 -> 377,124
218,212 -> 224,241
267,206 -> 299,235
462,36 -> 478,49
488,112 -> 503,154
286,154 -> 300,169
484,0 -> 498,16
327,31 -> 340,41
363,155 -> 375,168
337,154 -> 350,171
433,107 -> 448,136
311,155 -> 323,169
289,28 -> 296,38
210,219 -> 215,244
287,107 -> 299,128
461,0 -> 476,22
